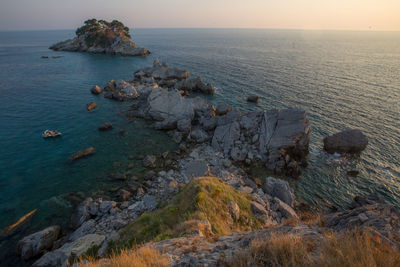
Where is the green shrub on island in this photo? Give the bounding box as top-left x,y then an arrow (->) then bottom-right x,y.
75,19 -> 132,48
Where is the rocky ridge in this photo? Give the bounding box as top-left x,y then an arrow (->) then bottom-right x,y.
103,60 -> 310,177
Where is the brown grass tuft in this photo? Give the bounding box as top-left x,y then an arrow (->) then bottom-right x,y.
232,233 -> 314,267
230,229 -> 400,267
78,247 -> 168,267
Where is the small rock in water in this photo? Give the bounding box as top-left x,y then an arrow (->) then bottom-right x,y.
119,189 -> 131,201
215,104 -> 232,116
41,56 -> 49,59
143,155 -> 157,168
109,172 -> 127,181
91,85 -> 103,95
127,162 -> 135,169
98,122 -> 113,131
162,151 -> 169,159
119,129 -> 126,135
86,102 -> 98,111
247,95 -> 259,103
70,147 -> 96,160
347,170 -> 359,177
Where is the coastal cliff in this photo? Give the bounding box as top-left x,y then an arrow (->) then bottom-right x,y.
16,62 -> 399,267
50,19 -> 149,56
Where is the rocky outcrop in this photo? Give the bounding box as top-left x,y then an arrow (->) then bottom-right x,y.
50,19 -> 149,56
208,108 -> 310,177
324,194 -> 400,248
17,226 -> 61,260
323,129 -> 368,154
108,61 -> 310,176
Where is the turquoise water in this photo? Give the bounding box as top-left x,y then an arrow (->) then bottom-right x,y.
0,29 -> 399,265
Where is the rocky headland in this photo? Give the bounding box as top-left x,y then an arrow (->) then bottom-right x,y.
50,19 -> 149,56
16,61 -> 399,267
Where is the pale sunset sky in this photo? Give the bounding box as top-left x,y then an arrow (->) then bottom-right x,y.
0,0 -> 399,31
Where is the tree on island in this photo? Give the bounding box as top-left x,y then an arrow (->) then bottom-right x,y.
75,19 -> 132,48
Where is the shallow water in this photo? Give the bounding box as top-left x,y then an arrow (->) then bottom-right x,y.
0,29 -> 399,265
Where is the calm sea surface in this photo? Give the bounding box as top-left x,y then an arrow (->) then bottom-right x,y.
0,29 -> 399,265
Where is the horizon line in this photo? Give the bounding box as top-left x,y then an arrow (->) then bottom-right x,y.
0,27 -> 399,33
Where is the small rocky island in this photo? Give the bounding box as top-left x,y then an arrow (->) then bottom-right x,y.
50,19 -> 149,56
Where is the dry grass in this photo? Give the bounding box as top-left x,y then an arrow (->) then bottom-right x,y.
319,230 -> 400,267
78,247 -> 168,267
232,233 -> 314,267
114,177 -> 262,250
230,229 -> 400,267
299,211 -> 324,227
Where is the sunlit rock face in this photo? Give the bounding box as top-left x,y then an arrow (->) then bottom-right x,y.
50,19 -> 150,56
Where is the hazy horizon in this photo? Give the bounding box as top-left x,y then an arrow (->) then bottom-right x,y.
0,0 -> 399,31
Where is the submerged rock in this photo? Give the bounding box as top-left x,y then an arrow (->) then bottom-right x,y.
69,147 -> 96,161
347,170 -> 359,177
247,95 -> 259,103
17,226 -> 61,260
323,129 -> 368,154
50,19 -> 149,57
98,122 -> 113,131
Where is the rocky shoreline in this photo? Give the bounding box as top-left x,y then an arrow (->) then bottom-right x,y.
16,61 -> 396,267
50,19 -> 149,57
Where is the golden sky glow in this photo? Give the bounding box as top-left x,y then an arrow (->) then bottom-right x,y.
0,0 -> 399,31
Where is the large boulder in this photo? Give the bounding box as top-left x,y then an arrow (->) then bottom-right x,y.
70,198 -> 93,229
323,129 -> 368,154
143,155 -> 157,168
32,234 -> 105,267
17,226 -> 61,260
271,197 -> 298,219
215,104 -> 232,116
263,177 -> 295,207
211,121 -> 240,154
147,88 -> 195,129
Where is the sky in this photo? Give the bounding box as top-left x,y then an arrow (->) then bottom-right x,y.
0,0 -> 399,31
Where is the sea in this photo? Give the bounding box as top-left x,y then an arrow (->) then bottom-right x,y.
0,28 -> 399,265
